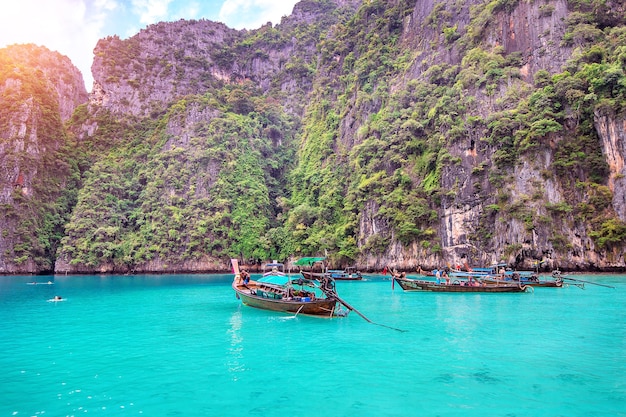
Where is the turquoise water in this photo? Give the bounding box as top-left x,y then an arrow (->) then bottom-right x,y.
0,273 -> 624,416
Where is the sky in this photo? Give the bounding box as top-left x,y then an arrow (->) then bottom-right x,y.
0,0 -> 300,90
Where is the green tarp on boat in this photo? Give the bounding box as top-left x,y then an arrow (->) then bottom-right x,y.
293,257 -> 326,266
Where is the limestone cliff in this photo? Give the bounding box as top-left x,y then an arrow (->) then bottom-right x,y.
300,0 -> 626,272
0,45 -> 87,273
3,0 -> 626,274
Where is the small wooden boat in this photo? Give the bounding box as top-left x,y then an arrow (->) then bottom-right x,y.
392,275 -> 528,293
262,261 -> 287,278
482,271 -> 563,287
299,270 -> 328,280
436,264 -> 562,287
328,267 -> 363,280
295,257 -> 363,281
231,259 -> 342,317
300,269 -> 363,281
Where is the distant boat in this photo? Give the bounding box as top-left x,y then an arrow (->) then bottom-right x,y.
482,271 -> 563,287
328,267 -> 363,281
392,275 -> 528,293
300,269 -> 363,281
294,257 -> 363,280
262,261 -> 287,278
442,264 -> 563,287
231,259 -> 343,317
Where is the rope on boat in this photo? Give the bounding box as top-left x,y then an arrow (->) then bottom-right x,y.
326,289 -> 407,332
552,270 -> 615,289
293,305 -> 304,318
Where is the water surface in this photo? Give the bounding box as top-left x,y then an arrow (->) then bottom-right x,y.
0,273 -> 624,416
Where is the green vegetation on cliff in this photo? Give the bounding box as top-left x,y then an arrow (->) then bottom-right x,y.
60,85 -> 297,269
4,0 -> 626,273
0,48 -> 79,271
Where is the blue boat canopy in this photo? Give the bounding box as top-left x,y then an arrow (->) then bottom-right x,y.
294,257 -> 326,266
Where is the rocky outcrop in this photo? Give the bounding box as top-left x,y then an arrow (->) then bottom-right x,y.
89,20 -> 241,116
54,256 -> 227,274
405,0 -> 571,89
596,109 -> 626,221
89,0 -> 361,119
352,0 -> 626,272
0,45 -> 88,273
2,44 -> 87,121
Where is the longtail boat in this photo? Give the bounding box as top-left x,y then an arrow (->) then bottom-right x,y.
300,269 -> 364,281
261,261 -> 287,278
481,271 -> 563,287
437,264 -> 563,287
231,259 -> 343,317
392,275 -> 528,293
295,256 -> 363,281
328,267 -> 363,280
299,270 -> 328,280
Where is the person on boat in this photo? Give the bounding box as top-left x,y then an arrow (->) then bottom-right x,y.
391,269 -> 405,279
321,275 -> 335,293
442,269 -> 450,285
240,269 -> 250,288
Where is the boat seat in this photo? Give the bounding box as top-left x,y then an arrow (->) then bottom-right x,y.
257,283 -> 288,297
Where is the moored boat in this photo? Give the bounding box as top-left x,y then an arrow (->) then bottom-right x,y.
231,259 -> 343,317
392,274 -> 528,293
294,256 -> 363,281
300,269 -> 363,281
299,270 -> 328,280
482,271 -> 563,287
436,264 -> 563,287
262,261 -> 287,278
328,267 -> 363,280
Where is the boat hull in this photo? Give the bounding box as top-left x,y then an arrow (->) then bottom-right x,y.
231,258 -> 340,317
300,270 -> 363,281
481,278 -> 563,287
300,271 -> 328,280
236,289 -> 338,316
394,277 -> 527,293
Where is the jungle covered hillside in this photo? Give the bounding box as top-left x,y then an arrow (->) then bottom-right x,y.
1,0 -> 625,274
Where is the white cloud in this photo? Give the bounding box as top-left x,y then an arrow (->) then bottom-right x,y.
219,0 -> 298,29
131,0 -> 174,25
172,1 -> 201,21
0,0 -> 114,90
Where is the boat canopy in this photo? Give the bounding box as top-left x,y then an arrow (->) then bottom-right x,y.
294,257 -> 326,266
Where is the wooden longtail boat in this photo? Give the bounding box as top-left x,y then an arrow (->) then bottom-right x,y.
231,259 -> 341,317
482,273 -> 563,287
301,269 -> 362,281
295,256 -> 363,281
328,267 -> 363,281
392,275 -> 528,293
261,261 -> 287,278
299,270 -> 328,280
436,264 -> 563,287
